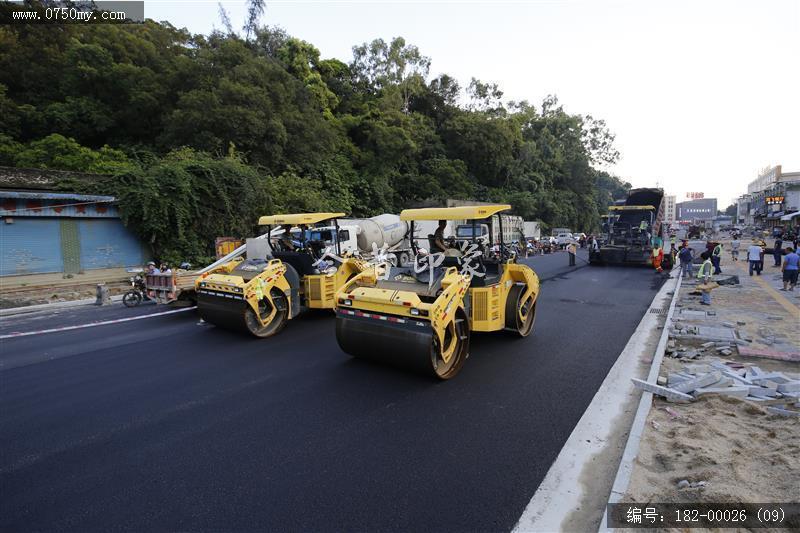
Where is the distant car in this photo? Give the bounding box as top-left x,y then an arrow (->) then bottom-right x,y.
555,233 -> 573,246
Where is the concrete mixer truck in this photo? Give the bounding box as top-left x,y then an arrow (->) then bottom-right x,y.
307,214 -> 452,267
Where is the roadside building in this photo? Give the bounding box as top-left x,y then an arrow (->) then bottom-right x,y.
745,165 -> 800,230
664,195 -> 676,225
676,197 -> 717,222
736,194 -> 752,226
0,167 -> 148,277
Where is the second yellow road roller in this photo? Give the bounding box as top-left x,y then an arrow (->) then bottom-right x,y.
334,204 -> 540,379
196,212 -> 368,337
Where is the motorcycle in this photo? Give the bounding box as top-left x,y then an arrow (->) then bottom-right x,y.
122,272 -> 149,307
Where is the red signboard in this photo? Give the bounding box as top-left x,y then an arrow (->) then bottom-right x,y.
686,192 -> 704,199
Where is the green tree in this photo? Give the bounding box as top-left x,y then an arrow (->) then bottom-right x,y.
351,37 -> 431,112
13,134 -> 136,174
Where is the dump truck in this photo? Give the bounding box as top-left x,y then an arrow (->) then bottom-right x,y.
523,221 -> 541,240
453,214 -> 524,246
334,204 -> 540,380
590,188 -> 665,266
195,213 -> 369,337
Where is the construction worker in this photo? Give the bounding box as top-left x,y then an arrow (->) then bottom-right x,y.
678,242 -> 694,278
711,241 -> 723,274
652,245 -> 664,273
697,251 -> 714,305
278,224 -> 296,251
638,219 -> 649,245
567,241 -> 577,266
773,237 -> 783,267
433,220 -> 448,253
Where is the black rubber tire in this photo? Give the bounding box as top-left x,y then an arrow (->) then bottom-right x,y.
122,290 -> 142,308
505,284 -> 536,337
244,288 -> 289,338
430,308 -> 470,380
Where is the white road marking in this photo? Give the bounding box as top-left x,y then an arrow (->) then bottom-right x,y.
0,307 -> 197,339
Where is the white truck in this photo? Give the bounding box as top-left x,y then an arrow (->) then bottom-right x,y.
523,221 -> 541,240
454,214 -> 524,245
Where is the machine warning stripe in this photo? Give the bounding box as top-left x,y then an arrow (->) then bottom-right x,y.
198,289 -> 244,300
336,309 -> 427,328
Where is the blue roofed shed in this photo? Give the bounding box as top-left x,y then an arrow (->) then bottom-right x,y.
1,189 -> 147,277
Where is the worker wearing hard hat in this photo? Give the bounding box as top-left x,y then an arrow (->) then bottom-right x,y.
567,240 -> 577,266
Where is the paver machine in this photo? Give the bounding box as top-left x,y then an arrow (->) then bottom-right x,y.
590,187 -> 665,266
334,204 -> 540,380
196,212 -> 368,337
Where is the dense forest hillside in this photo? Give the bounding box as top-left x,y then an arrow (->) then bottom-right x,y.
0,6 -> 631,261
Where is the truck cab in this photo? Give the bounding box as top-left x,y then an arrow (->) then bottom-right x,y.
455,223 -> 490,244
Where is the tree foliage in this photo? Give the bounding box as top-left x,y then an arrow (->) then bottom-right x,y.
0,8 -> 632,259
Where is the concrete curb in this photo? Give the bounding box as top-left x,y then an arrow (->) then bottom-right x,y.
512,268 -> 680,533
598,272 -> 683,532
0,295 -> 125,317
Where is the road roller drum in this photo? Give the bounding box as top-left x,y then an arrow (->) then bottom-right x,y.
334,204 -> 540,380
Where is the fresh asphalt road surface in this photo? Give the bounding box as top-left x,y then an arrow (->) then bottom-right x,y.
0,250 -> 667,532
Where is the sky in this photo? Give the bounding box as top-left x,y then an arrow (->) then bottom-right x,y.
144,0 -> 800,207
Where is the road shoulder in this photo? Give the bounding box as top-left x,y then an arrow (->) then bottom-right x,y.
513,270 -> 678,532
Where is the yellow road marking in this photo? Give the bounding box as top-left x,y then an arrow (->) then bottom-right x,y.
733,261 -> 799,316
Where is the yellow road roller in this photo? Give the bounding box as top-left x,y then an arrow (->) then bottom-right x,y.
334,204 -> 540,379
196,212 -> 368,337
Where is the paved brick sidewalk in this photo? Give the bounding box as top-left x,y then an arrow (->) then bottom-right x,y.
712,240 -> 799,358
622,238 -> 799,505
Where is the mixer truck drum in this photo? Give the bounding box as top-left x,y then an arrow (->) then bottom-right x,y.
198,288 -> 289,338
335,308 -> 470,380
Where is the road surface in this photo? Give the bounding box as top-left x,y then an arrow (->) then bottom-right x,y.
1,250 -> 667,531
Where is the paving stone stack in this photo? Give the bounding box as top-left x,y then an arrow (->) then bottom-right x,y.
633,358 -> 800,416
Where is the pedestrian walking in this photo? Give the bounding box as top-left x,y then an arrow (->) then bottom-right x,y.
697,251 -> 714,305
747,241 -> 763,276
678,242 -> 694,278
711,242 -> 723,274
730,237 -> 740,261
567,241 -> 576,266
773,237 -> 783,267
781,247 -> 799,291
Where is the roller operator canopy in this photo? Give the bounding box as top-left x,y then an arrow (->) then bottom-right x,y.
400,204 -> 512,221
258,212 -> 346,226
608,205 -> 656,211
